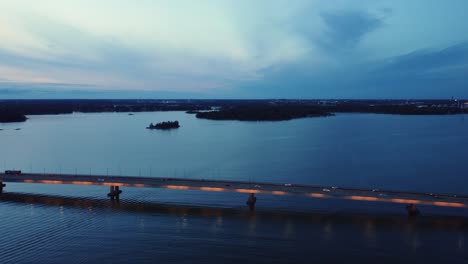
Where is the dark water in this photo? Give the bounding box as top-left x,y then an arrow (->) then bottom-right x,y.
1,112 -> 468,263
0,193 -> 467,264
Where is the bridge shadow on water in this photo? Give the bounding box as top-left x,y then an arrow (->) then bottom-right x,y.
1,191 -> 467,232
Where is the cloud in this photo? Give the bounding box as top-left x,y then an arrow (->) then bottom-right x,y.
0,6 -> 312,93
231,42 -> 468,99
0,1 -> 315,90
319,10 -> 383,50
0,1 -> 467,99
350,42 -> 468,97
0,88 -> 30,95
0,84 -> 211,99
376,43 -> 468,76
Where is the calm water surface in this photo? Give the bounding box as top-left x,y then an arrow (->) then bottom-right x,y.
1,112 -> 467,263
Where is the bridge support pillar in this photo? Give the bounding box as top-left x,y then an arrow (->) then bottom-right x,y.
107,186 -> 122,200
0,182 -> 4,194
246,193 -> 257,211
406,203 -> 420,217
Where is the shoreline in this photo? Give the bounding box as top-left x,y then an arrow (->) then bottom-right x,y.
1,99 -> 467,123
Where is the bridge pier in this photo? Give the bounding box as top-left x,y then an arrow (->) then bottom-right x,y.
406,203 -> 420,217
107,186 -> 122,200
246,193 -> 257,211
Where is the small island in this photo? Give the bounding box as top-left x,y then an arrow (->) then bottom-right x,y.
146,120 -> 180,130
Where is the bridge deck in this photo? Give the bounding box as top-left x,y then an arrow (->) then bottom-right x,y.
1,173 -> 467,208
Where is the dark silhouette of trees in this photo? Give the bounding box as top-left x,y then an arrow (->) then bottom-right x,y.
0,111 -> 27,123
147,121 -> 180,129
196,104 -> 332,121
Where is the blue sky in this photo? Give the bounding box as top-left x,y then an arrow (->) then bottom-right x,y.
0,0 -> 467,99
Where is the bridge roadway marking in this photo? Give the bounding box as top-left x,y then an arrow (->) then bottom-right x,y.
1,173 -> 467,208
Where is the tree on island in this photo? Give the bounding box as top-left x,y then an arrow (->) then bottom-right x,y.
147,120 -> 180,129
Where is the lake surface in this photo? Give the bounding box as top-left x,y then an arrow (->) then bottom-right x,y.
1,112 -> 467,263
2,111 -> 468,193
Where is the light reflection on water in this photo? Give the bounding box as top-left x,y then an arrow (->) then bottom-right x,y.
0,192 -> 467,264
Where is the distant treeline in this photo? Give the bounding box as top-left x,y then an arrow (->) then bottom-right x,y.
195,100 -> 467,121
320,103 -> 466,115
0,110 -> 27,123
196,104 -> 332,121
0,99 -> 466,123
0,100 -> 212,122
0,100 -> 212,115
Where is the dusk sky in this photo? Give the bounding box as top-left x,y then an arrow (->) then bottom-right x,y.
0,0 -> 467,99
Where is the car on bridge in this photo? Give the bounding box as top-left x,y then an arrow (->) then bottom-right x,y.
5,170 -> 22,175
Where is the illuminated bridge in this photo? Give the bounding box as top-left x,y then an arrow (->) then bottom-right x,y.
1,172 -> 467,210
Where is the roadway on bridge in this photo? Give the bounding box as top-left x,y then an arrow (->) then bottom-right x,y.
1,173 -> 467,208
